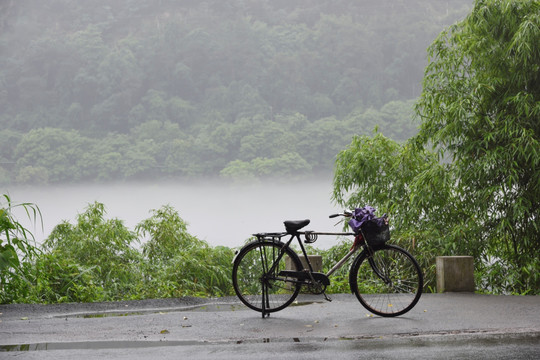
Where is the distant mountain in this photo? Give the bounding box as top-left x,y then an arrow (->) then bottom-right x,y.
0,0 -> 471,184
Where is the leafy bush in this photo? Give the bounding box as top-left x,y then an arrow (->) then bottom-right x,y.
136,206 -> 235,298
44,202 -> 143,300
318,240 -> 353,294
0,194 -> 42,303
1,197 -> 238,304
26,252 -> 105,303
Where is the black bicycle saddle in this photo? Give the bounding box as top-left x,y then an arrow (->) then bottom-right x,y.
283,219 -> 310,234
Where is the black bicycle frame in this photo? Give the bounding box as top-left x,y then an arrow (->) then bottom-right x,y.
255,230 -> 388,317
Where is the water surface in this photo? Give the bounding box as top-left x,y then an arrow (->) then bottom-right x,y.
3,181 -> 343,249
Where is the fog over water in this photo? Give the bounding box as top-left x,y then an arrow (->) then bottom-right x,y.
3,180 -> 345,250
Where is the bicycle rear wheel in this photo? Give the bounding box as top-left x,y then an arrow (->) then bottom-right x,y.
350,244 -> 423,317
232,240 -> 303,314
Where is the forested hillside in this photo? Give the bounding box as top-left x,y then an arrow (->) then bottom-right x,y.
0,0 -> 471,184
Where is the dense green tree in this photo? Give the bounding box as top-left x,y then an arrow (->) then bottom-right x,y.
414,0 -> 539,294
135,205 -> 234,298
332,132 -> 486,292
14,128 -> 91,183
378,100 -> 417,141
221,152 -> 312,181
0,130 -> 21,164
332,133 -> 451,236
219,160 -> 258,182
333,0 -> 539,295
79,134 -> 127,181
0,0 -> 472,184
136,205 -> 200,264
129,120 -> 185,169
162,137 -> 198,176
238,121 -> 297,161
297,116 -> 350,171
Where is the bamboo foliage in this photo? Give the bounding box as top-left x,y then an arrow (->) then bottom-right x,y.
333,0 -> 540,295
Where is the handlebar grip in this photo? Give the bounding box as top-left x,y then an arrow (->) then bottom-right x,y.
329,214 -> 340,218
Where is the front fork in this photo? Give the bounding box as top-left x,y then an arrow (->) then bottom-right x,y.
365,247 -> 391,285
349,243 -> 391,290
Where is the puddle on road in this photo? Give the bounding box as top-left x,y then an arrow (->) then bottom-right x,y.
1,301 -> 325,352
56,303 -> 248,319
0,337 -> 330,352
55,301 -> 317,319
291,301 -> 319,307
80,312 -> 145,318
191,304 -> 247,312
0,340 -> 204,352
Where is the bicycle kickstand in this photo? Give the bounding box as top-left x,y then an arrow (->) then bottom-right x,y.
262,284 -> 270,318
323,292 -> 332,302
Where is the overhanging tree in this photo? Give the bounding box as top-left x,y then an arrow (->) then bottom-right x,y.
332,132 -> 467,292
414,0 -> 539,293
333,0 -> 539,294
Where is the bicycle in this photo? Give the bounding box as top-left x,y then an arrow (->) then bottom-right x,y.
232,210 -> 423,318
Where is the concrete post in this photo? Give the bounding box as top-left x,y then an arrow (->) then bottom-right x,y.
436,256 -> 475,292
286,255 -> 323,272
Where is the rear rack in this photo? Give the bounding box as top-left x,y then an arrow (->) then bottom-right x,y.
254,232 -> 287,240
254,231 -> 355,244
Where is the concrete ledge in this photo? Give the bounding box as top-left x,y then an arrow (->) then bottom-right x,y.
436,256 -> 475,292
286,255 -> 323,272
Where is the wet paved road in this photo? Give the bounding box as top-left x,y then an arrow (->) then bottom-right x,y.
1,293 -> 539,359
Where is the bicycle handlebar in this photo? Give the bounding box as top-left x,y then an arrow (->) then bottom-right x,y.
329,210 -> 353,218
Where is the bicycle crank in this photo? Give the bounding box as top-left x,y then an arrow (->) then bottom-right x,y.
307,281 -> 327,295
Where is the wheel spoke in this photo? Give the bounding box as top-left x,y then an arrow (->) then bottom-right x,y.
232,241 -> 302,314
351,245 -> 423,317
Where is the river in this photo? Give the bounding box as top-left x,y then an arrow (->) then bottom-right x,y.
2,180 -> 345,250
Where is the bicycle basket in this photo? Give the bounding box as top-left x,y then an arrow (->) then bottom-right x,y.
360,216 -> 390,248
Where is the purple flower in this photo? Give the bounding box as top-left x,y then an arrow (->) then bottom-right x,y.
348,206 -> 376,233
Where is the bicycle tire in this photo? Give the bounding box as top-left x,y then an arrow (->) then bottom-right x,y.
232,240 -> 303,314
349,244 -> 423,317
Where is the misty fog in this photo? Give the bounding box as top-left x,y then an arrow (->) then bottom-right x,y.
4,180 -> 345,250
1,0 -> 471,250
0,0 -> 472,187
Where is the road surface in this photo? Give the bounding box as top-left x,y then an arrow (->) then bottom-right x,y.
1,293 -> 539,359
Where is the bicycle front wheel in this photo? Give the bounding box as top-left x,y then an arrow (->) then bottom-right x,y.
350,244 -> 423,317
232,240 -> 303,314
